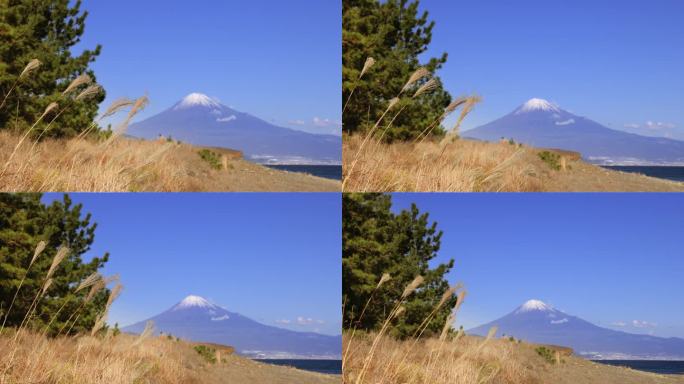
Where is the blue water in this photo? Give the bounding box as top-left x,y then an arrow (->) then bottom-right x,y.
601,166 -> 684,182
254,359 -> 342,375
264,164 -> 342,180
593,360 -> 684,375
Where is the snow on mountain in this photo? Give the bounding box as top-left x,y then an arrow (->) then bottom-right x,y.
464,98 -> 684,165
515,98 -> 560,114
173,93 -> 221,110
516,299 -> 554,313
122,295 -> 341,359
469,300 -> 684,360
128,93 -> 341,165
172,295 -> 218,310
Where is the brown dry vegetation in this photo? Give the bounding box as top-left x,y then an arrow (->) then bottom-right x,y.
0,132 -> 340,192
342,135 -> 684,192
0,331 -> 339,384
344,332 -> 684,384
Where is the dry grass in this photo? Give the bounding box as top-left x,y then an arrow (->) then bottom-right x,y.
342,135 -> 684,192
0,130 -> 181,191
343,135 -> 545,192
0,330 -> 199,384
0,330 -> 341,384
343,332 -> 539,384
344,332 -> 684,384
0,132 -> 340,192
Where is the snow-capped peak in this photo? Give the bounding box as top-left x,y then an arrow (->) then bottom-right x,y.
516,98 -> 560,114
516,299 -> 553,313
174,93 -> 221,109
173,295 -> 217,310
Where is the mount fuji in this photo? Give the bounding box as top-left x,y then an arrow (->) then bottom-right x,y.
464,98 -> 684,165
122,295 -> 341,359
127,93 -> 341,165
468,300 -> 684,360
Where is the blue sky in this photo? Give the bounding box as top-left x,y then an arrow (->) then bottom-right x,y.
75,0 -> 341,135
391,193 -> 684,338
417,0 -> 684,140
41,193 -> 342,336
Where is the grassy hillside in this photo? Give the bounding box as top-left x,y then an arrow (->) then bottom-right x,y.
342,135 -> 684,192
0,330 -> 338,384
344,332 -> 684,384
0,132 -> 340,192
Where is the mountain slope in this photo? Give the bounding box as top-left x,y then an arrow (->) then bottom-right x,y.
469,300 -> 684,359
122,295 -> 341,359
128,93 -> 341,164
464,98 -> 684,165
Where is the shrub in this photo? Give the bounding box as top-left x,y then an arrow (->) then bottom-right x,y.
535,346 -> 562,364
193,345 -> 216,363
538,151 -> 561,170
197,149 -> 223,170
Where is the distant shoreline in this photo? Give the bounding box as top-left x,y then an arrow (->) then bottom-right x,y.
253,359 -> 342,375
600,165 -> 684,183
264,164 -> 342,181
591,359 -> 684,375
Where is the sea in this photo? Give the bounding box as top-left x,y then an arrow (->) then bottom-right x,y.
592,360 -> 684,375
601,166 -> 684,183
253,359 -> 342,375
264,164 -> 342,181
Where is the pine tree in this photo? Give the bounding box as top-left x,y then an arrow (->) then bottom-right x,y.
0,193 -> 110,335
343,193 -> 456,337
342,0 -> 452,141
0,0 -> 105,138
